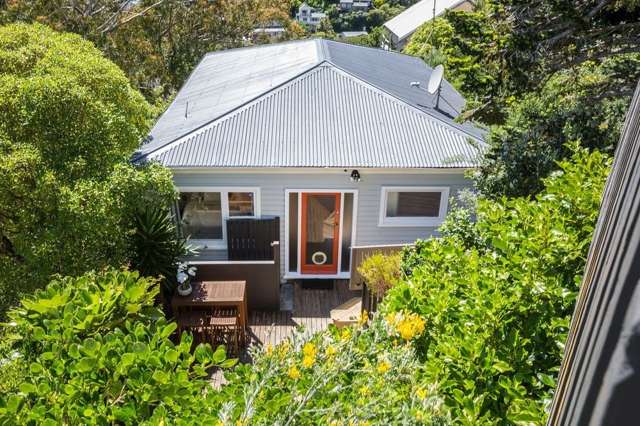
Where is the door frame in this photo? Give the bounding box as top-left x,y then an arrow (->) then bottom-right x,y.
284,189 -> 358,279
300,192 -> 341,274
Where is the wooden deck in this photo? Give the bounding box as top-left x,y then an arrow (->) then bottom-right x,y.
247,280 -> 361,349
209,279 -> 360,386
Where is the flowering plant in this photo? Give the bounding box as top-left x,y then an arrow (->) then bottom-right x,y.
176,262 -> 197,291
211,312 -> 446,424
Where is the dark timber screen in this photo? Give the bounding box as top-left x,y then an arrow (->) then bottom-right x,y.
548,81 -> 640,425
226,217 -> 280,261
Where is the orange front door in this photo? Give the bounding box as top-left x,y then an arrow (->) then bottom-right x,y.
300,193 -> 341,274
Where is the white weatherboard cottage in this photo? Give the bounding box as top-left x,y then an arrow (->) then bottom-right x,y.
136,39 -> 484,283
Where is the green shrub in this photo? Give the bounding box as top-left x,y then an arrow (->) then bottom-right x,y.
212,313 -> 447,425
0,270 -> 234,425
357,252 -> 403,298
129,206 -> 193,294
384,148 -> 610,424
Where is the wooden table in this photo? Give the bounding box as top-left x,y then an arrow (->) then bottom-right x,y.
172,281 -> 248,330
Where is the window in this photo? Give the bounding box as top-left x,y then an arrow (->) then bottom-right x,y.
178,192 -> 223,239
176,187 -> 259,247
228,192 -> 255,217
379,187 -> 449,227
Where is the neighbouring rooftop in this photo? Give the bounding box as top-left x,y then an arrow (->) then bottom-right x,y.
384,0 -> 471,42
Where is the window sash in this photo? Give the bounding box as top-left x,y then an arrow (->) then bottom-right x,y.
378,186 -> 449,227
175,187 -> 260,249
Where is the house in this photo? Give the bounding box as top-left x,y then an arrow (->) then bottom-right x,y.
135,39 -> 484,309
338,0 -> 372,12
295,2 -> 327,31
338,30 -> 368,39
383,0 -> 475,50
251,26 -> 287,42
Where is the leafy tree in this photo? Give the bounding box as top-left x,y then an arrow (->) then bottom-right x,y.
505,0 -> 640,91
385,148 -> 611,423
0,23 -> 175,316
404,5 -> 511,122
473,55 -> 639,197
1,0 -> 293,103
0,270 -> 235,424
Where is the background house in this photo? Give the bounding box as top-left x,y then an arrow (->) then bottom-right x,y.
339,0 -> 372,12
136,39 -> 484,306
383,0 -> 475,50
295,2 -> 327,31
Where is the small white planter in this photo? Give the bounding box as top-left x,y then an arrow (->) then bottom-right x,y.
177,283 -> 192,296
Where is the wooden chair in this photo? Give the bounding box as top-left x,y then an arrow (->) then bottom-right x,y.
176,308 -> 209,345
208,307 -> 241,354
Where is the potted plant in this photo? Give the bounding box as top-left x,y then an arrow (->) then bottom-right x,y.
176,262 -> 197,296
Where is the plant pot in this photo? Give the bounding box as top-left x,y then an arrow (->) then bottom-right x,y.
177,283 -> 192,296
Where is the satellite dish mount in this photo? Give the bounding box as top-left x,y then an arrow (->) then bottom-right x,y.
427,64 -> 444,111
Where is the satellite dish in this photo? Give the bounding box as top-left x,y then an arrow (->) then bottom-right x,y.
427,64 -> 444,95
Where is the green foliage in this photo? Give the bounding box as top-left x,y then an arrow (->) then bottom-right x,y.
130,207 -> 193,293
358,252 -> 403,297
212,314 -> 447,424
1,1 -> 292,103
437,190 -> 486,250
473,56 -> 637,197
0,22 -> 151,180
0,23 -> 175,317
403,2 -> 639,197
404,6 -> 510,119
0,270 -> 234,424
384,148 -> 610,423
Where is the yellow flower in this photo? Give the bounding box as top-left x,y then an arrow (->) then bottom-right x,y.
302,355 -> 315,368
265,343 -> 273,355
325,345 -> 337,357
385,312 -> 397,326
416,387 -> 427,399
416,410 -> 424,421
288,365 -> 301,380
340,327 -> 351,341
359,385 -> 370,396
394,312 -> 426,340
279,342 -> 291,357
376,360 -> 391,374
359,310 -> 369,326
361,421 -> 371,426
303,342 -> 317,358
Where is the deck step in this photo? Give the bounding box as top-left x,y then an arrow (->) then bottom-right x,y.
330,297 -> 362,328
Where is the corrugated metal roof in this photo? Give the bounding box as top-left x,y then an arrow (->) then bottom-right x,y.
144,64 -> 483,168
384,0 -> 468,42
146,41 -> 321,150
139,40 -> 477,158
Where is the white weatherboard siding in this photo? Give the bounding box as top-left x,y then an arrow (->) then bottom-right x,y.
172,170 -> 471,278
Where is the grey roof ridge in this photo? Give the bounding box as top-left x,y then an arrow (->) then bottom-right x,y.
138,41 -> 484,161
321,58 -> 484,142
146,60 -> 484,164
136,59 -> 328,160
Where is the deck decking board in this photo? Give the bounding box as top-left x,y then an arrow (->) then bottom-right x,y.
247,280 -> 359,348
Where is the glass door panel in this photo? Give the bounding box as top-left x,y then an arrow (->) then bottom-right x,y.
301,193 -> 340,274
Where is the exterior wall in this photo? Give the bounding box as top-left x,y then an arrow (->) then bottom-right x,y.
173,169 -> 472,279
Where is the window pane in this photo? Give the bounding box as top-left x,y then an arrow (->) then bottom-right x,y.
178,192 -> 223,239
341,193 -> 354,272
228,192 -> 255,217
289,193 -> 298,272
386,191 -> 441,218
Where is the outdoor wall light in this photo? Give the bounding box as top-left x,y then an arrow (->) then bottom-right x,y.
350,169 -> 361,182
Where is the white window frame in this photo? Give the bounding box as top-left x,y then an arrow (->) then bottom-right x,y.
176,186 -> 261,250
378,186 -> 449,227
284,189 -> 358,280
